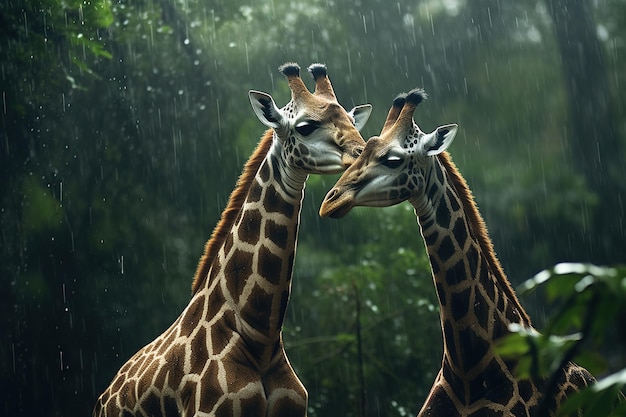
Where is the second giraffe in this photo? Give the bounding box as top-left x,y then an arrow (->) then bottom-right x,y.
319,89 -> 595,416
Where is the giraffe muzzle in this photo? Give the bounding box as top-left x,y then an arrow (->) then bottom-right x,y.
319,187 -> 355,218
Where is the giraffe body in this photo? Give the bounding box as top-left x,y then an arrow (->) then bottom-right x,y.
93,63 -> 372,417
320,89 -> 594,416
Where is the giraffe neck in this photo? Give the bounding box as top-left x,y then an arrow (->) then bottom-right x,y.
198,136 -> 308,359
411,154 -> 531,379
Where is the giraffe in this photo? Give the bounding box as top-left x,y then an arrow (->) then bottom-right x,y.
319,89 -> 595,416
93,62 -> 372,417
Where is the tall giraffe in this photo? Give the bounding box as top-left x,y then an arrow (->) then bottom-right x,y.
93,62 -> 372,417
319,89 -> 595,416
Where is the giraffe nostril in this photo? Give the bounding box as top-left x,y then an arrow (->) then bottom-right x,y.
326,188 -> 339,202
353,146 -> 363,157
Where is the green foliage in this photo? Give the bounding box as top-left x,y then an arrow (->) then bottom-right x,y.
21,176 -> 64,233
520,264 -> 626,342
287,203 -> 441,416
496,263 -> 626,416
558,369 -> 626,417
0,0 -> 113,100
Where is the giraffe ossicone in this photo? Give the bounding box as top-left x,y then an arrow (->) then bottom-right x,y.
93,62 -> 371,417
320,89 -> 595,416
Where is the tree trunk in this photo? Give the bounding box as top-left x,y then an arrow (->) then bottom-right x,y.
545,0 -> 625,264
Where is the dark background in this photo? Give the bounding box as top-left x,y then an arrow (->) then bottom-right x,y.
1,0 -> 624,416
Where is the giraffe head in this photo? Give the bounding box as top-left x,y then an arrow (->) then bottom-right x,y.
319,88 -> 458,217
249,63 -> 372,173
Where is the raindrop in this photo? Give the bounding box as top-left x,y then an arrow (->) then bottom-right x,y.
11,343 -> 15,373
430,13 -> 435,35
245,43 -> 249,74
597,24 -> 609,41
215,98 -> 221,136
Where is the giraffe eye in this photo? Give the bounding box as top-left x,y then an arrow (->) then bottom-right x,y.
381,154 -> 403,169
295,121 -> 319,136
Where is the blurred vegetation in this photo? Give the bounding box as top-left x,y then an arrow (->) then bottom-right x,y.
1,0 -> 624,416
497,263 -> 626,416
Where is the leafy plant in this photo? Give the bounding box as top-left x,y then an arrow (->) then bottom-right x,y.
497,263 -> 626,416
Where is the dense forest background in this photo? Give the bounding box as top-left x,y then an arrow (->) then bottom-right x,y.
1,0 -> 624,416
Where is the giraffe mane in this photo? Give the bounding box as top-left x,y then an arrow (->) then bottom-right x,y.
191,129 -> 274,294
437,151 -> 532,325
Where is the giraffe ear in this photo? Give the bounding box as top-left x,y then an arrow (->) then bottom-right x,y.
425,124 -> 458,156
249,90 -> 284,128
348,104 -> 373,132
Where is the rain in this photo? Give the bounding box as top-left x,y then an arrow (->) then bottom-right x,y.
1,0 -> 625,416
